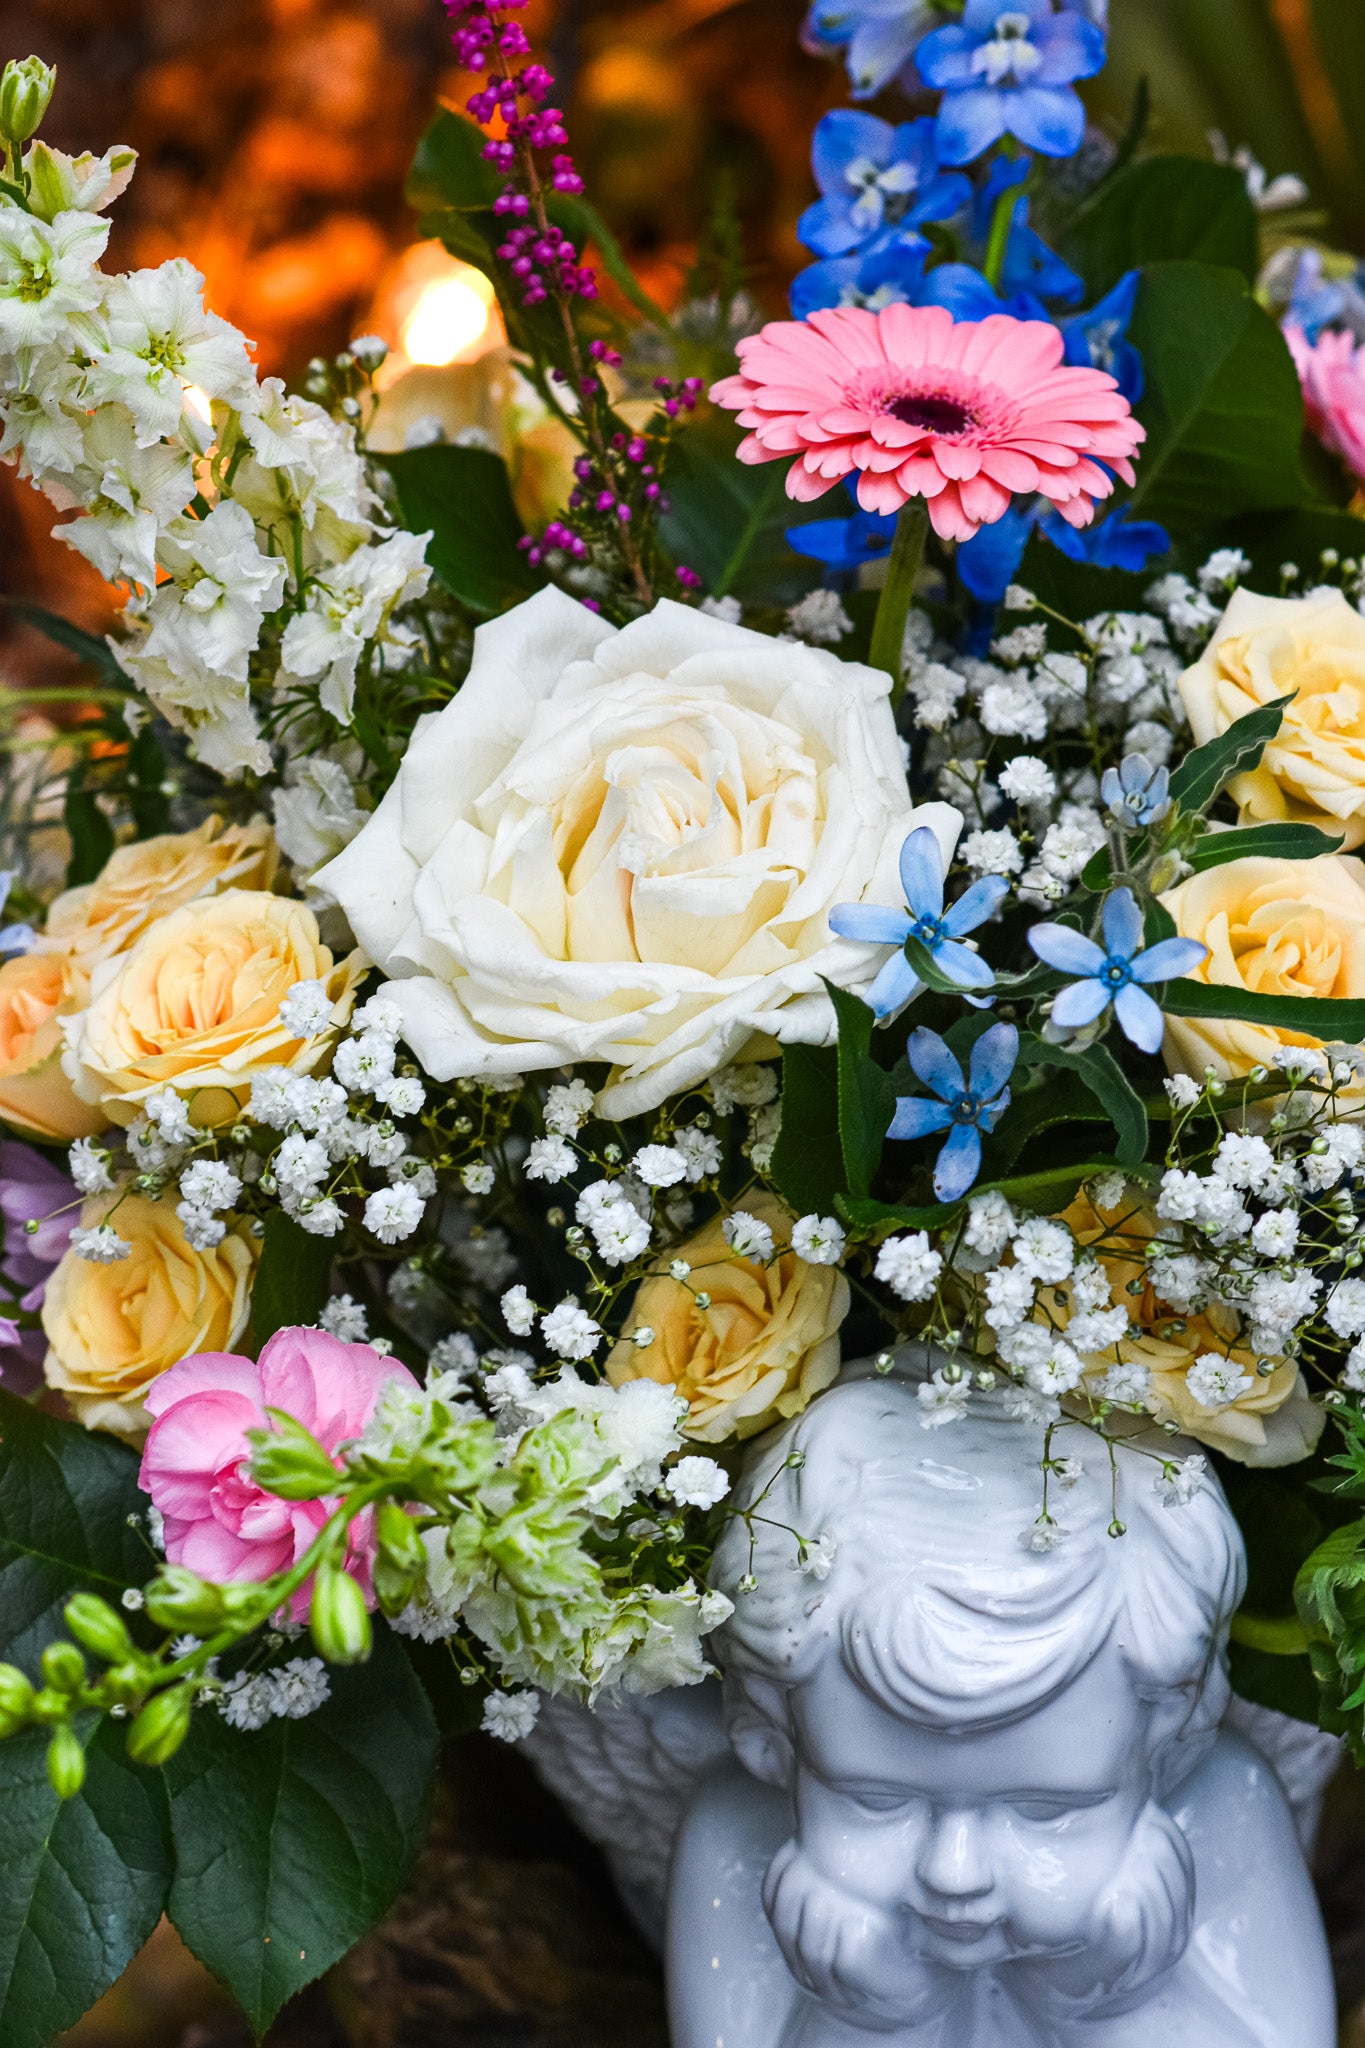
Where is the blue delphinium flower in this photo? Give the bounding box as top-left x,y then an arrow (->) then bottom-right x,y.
1037,504 -> 1170,573
800,113 -> 971,257
831,827 -> 1008,1017
802,0 -> 946,102
1100,754 -> 1171,827
0,871 -> 34,956
970,154 -> 1082,304
917,0 -> 1107,166
787,486 -> 897,572
888,1021 -> 1019,1200
1060,269 -> 1143,401
1027,888 -> 1207,1053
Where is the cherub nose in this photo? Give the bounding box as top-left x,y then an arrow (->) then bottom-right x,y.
915,1808 -> 993,1901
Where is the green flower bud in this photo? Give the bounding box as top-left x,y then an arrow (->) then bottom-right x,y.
375,1501 -> 426,1577
247,1411 -> 342,1501
41,1642 -> 86,1694
63,1594 -> 134,1666
46,1723 -> 85,1800
126,1684 -> 194,1768
309,1563 -> 372,1665
0,57 -> 55,147
0,1662 -> 34,1735
144,1566 -> 227,1634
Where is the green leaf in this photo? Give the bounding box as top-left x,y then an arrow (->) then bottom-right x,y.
0,597 -> 131,687
165,1623 -> 437,2036
1229,1642 -> 1324,1726
1162,978 -> 1365,1040
1187,822 -> 1343,870
0,1389 -> 152,1678
380,445 -> 541,619
1167,693 -> 1290,811
1016,1036 -> 1148,1167
546,193 -> 670,330
1008,528 -> 1156,628
826,982 -> 895,1203
769,1043 -> 843,1218
126,724 -> 171,840
1310,1 -> 1365,215
977,1069 -> 1110,1181
1125,264 -> 1306,532
1201,505 -> 1365,585
250,1211 -> 333,1346
1067,157 -> 1257,300
659,419 -> 827,605
405,108 -> 502,215
62,782 -> 115,889
0,1717 -> 170,2048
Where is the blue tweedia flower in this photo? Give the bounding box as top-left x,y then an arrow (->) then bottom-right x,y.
800,113 -> 972,258
787,485 -> 897,572
830,825 -> 1009,1018
888,1021 -> 1019,1201
1060,268 -> 1142,400
917,0 -> 1107,166
1027,888 -> 1207,1054
802,0 -> 948,102
1100,754 -> 1171,827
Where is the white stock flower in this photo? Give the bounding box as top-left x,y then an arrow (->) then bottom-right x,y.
57,409 -> 195,590
278,530 -> 432,724
24,141 -> 137,221
233,378 -> 373,554
86,258 -> 253,446
315,588 -> 960,1119
272,756 -> 368,875
0,207 -> 108,350
136,501 -> 286,681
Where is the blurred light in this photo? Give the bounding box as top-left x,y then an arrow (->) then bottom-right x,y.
182,383 -> 213,425
401,268 -> 494,367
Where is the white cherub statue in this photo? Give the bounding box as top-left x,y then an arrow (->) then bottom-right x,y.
663,1369 -> 1336,2048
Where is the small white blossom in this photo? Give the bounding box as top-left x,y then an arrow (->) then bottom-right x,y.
319,1294 -> 369,1341
875,1231 -> 942,1302
723,1210 -> 775,1262
1022,1514 -> 1068,1553
699,594 -> 742,624
544,1079 -> 594,1136
278,979 -> 334,1038
541,1298 -> 603,1360
1251,1209 -> 1300,1259
428,1331 -> 478,1379
274,1133 -> 329,1194
992,623 -> 1048,664
352,995 -> 403,1038
1327,1277 -> 1365,1341
68,1138 -> 114,1194
1051,1456 -> 1084,1489
793,1531 -> 837,1579
364,1184 -> 425,1244
979,675 -> 1047,742
526,1135 -> 575,1183
984,1265 -> 1035,1333
1024,1340 -> 1084,1397
963,1190 -> 1015,1267
179,1159 -> 242,1212
1302,1123 -> 1365,1192
674,1126 -> 722,1181
176,1203 -> 225,1250
998,754 -> 1056,806
1186,1353 -> 1253,1407
292,1196 -> 344,1236
1098,1359 -> 1151,1404
1212,1132 -> 1275,1189
1088,1172 -> 1127,1212
1067,1306 -> 1132,1353
1011,1219 -> 1075,1284
267,1657 -> 331,1719
791,1214 -> 845,1265
576,1180 -> 651,1264
708,1064 -> 778,1114
1157,1169 -> 1204,1222
665,1456 -> 730,1509
961,827 -> 1022,877
333,1031 -> 397,1095
1198,548 -> 1250,594
1003,584 -> 1036,611
145,1087 -> 197,1144
1069,1259 -> 1112,1313
219,1672 -> 274,1732
1343,1339 -> 1365,1393
1273,1046 -> 1329,1082
71,1223 -> 131,1262
1155,1455 -> 1207,1508
482,1689 -> 541,1742
785,588 -> 852,645
1164,1074 -> 1202,1109
669,1259 -> 690,1282
918,1369 -> 971,1428
633,1144 -> 688,1188
375,1075 -> 425,1117
501,1284 -> 536,1336
461,1161 -> 495,1195
390,1157 -> 436,1199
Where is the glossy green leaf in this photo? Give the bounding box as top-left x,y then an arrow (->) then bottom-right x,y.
0,1389 -> 152,1679
250,1210 -> 333,1346
0,1717 -> 170,2048
826,982 -> 895,1203
1187,822 -> 1343,870
405,108 -> 502,215
1125,264 -> 1305,531
1162,978 -> 1365,1039
1067,157 -> 1257,299
1168,692 -> 1290,811
977,1070 -> 1109,1181
1016,1035 -> 1148,1167
769,1042 -> 843,1218
380,445 -> 542,619
63,782 -> 115,889
165,1624 -> 437,2036
659,420 -> 827,605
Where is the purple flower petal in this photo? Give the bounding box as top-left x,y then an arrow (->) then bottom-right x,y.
1113,981 -> 1165,1054
1027,923 -> 1106,975
907,1025 -> 966,1102
1051,977 -> 1112,1028
888,1096 -> 954,1143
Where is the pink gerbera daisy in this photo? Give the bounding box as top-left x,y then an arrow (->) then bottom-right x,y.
709,302 -> 1145,543
1286,323 -> 1365,483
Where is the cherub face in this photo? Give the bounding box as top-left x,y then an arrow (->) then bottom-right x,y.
765,1650 -> 1163,2023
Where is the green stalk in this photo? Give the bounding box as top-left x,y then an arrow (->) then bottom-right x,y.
982,185 -> 1021,291
868,499 -> 930,702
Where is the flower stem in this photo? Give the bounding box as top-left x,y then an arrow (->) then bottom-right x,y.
982,186 -> 1020,292
869,498 -> 930,702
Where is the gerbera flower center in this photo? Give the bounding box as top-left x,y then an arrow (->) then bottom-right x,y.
887,390 -> 975,436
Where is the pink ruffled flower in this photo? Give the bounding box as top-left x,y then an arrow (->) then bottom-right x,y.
1286,323 -> 1365,482
709,303 -> 1144,542
138,1325 -> 418,1616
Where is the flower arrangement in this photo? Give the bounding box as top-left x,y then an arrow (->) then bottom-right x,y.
4,4 -> 1365,2035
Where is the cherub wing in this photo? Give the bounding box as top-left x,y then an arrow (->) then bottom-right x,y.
1224,1693 -> 1343,1852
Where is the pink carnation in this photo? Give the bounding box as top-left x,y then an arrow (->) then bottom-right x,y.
1286,323 -> 1365,482
709,303 -> 1144,542
138,1325 -> 418,1616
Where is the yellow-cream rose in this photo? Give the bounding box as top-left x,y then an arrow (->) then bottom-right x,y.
41,816 -> 279,970
0,949 -> 103,1140
1159,853 -> 1365,1083
42,1193 -> 256,1434
1043,1190 -> 1320,1466
606,1194 -> 848,1442
1179,587 -> 1365,848
66,888 -> 365,1127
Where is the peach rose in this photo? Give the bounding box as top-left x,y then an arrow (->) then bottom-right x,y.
0,949 -> 103,1141
66,888 -> 364,1127
607,1193 -> 848,1442
1159,853 -> 1365,1084
42,1192 -> 257,1435
1046,1188 -> 1320,1466
41,816 -> 279,970
1178,587 -> 1365,849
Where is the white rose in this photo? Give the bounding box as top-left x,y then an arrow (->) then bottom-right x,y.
316,587 -> 960,1118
